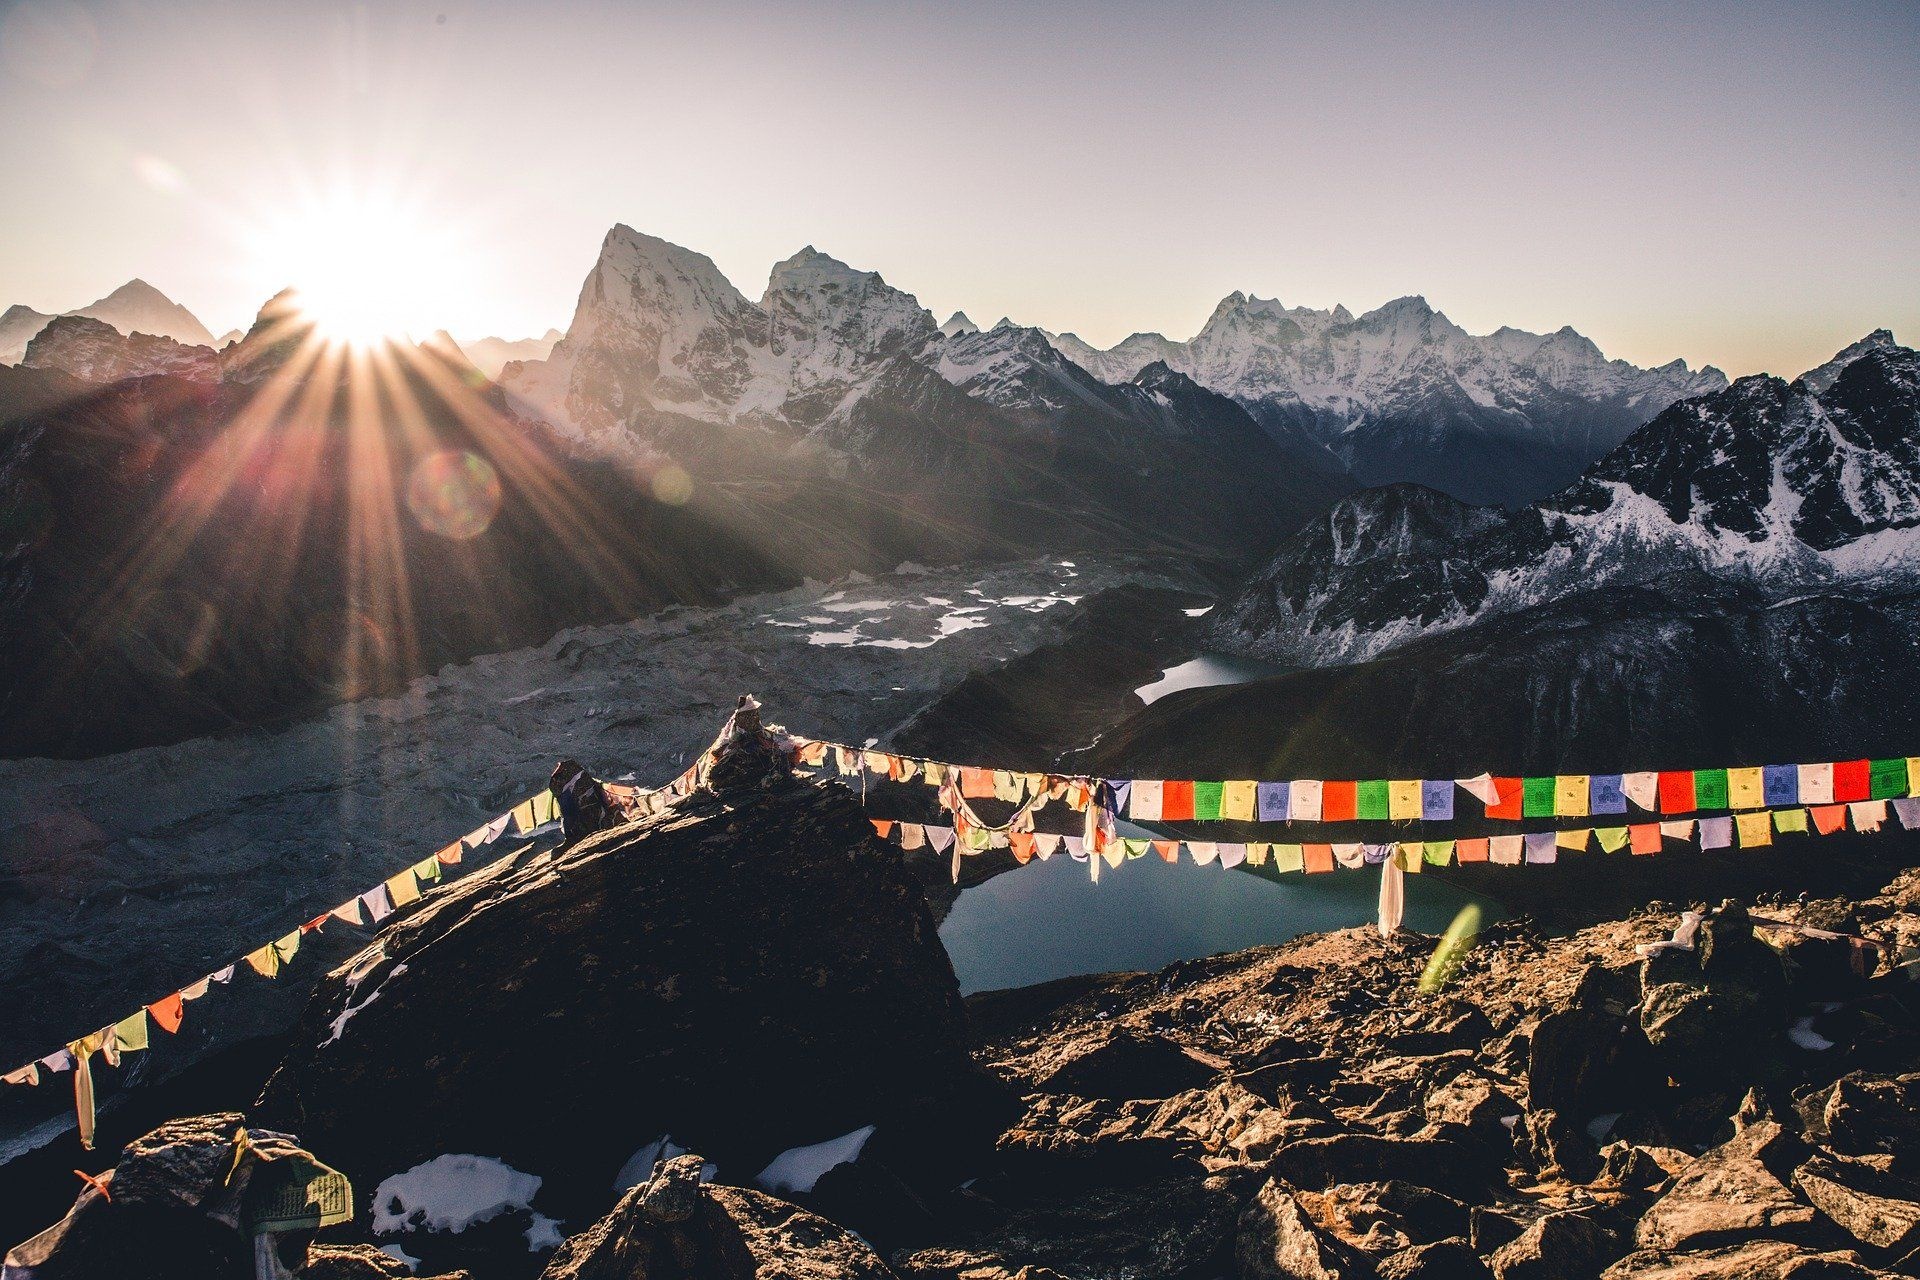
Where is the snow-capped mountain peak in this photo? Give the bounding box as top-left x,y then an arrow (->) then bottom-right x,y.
1798,329 -> 1899,395
938,311 -> 979,337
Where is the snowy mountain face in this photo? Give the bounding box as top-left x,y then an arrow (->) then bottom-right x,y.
1210,336 -> 1919,668
1049,293 -> 1727,506
0,280 -> 215,364
499,225 -> 1331,459
495,226 -> 1353,566
20,314 -> 220,383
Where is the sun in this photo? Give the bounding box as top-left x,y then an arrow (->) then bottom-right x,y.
243,185 -> 464,347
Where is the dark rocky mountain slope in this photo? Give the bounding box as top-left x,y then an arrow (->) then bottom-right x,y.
8,748 -> 1920,1280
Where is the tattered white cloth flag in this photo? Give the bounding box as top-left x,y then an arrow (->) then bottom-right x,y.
1377,858 -> 1405,938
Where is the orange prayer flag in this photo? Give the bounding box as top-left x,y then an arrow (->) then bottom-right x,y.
960,767 -> 996,798
1302,843 -> 1335,874
1151,840 -> 1180,863
436,841 -> 463,866
1629,823 -> 1662,855
1009,831 -> 1037,864
146,993 -> 185,1035
871,819 -> 895,838
1455,837 -> 1489,863
1810,804 -> 1848,835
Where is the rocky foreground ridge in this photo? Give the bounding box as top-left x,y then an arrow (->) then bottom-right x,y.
8,744 -> 1920,1280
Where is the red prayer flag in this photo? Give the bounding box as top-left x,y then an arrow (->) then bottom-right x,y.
1833,759 -> 1870,803
1455,837 -> 1489,863
1321,780 -> 1358,823
1629,823 -> 1662,855
1161,780 -> 1196,820
1302,843 -> 1335,874
1485,778 -> 1523,820
146,993 -> 185,1035
1657,771 -> 1696,813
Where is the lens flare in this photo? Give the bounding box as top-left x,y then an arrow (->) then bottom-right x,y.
650,462 -> 693,505
1419,904 -> 1483,993
406,450 -> 502,540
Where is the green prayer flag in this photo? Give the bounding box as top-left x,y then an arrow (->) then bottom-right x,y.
1595,826 -> 1630,853
1123,838 -> 1150,859
1693,768 -> 1729,810
1522,776 -> 1556,818
1357,780 -> 1390,820
110,1011 -> 150,1053
1423,840 -> 1453,866
1193,781 -> 1224,821
1870,757 -> 1909,799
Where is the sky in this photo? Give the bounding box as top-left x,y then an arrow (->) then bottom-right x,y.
0,0 -> 1914,377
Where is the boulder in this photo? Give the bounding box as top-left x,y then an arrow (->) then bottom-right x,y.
539,1179 -> 894,1279
299,1244 -> 469,1279
1378,1238 -> 1489,1279
1267,1128 -> 1506,1200
1792,1154 -> 1920,1252
1488,1210 -> 1626,1280
257,773 -> 980,1212
1599,1239 -> 1884,1279
1236,1176 -> 1375,1280
1027,1026 -> 1222,1101
1638,907 -> 1790,1085
2,1114 -> 351,1280
1634,1121 -> 1817,1252
897,1169 -> 1252,1279
1797,1073 -> 1920,1169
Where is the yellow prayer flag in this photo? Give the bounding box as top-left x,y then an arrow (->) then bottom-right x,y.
1773,808 -> 1809,834
1595,826 -> 1630,853
1245,842 -> 1271,866
510,798 -> 538,835
245,946 -> 280,979
1221,780 -> 1257,822
1908,757 -> 1920,797
1396,841 -> 1423,871
1388,781 -> 1423,821
1556,827 -> 1590,851
1555,776 -> 1590,818
273,931 -> 300,964
330,898 -> 365,926
1736,812 -> 1773,848
386,871 -> 422,907
531,790 -> 558,826
1726,767 -> 1764,810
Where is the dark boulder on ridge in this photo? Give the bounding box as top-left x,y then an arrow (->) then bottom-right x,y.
255,761 -> 986,1219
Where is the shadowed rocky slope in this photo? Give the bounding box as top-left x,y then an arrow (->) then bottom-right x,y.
8,752 -> 1920,1279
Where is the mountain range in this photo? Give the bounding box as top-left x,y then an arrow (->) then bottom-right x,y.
0,279 -> 216,364
1088,332 -> 1919,803
498,227 -> 1723,507
1051,294 -> 1727,506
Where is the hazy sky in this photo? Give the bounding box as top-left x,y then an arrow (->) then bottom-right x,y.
0,0 -> 1914,376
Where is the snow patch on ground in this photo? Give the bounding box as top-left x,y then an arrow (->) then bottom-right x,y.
372,1154 -> 544,1238
753,1124 -> 875,1196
